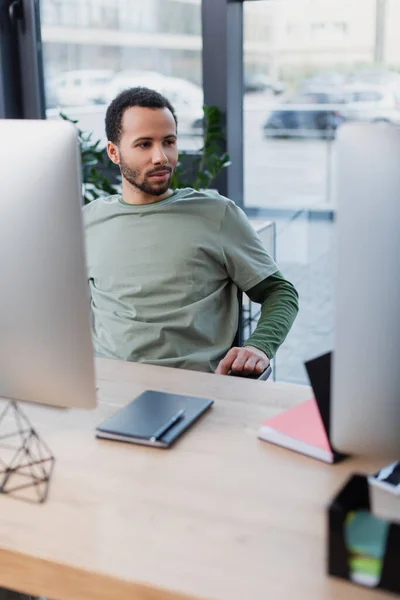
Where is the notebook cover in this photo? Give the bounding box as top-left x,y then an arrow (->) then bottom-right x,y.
260,397 -> 332,449
258,398 -> 334,463
96,390 -> 213,448
259,351 -> 347,464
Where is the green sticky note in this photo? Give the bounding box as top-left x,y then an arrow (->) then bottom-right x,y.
345,510 -> 389,559
344,510 -> 390,587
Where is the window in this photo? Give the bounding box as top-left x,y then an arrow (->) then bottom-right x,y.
311,20 -> 349,41
40,0 -> 202,150
333,21 -> 348,34
244,0 -> 395,383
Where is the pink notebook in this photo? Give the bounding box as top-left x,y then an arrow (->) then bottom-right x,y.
258,398 -> 334,463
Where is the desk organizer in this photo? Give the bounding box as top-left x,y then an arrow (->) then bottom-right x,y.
328,474 -> 400,594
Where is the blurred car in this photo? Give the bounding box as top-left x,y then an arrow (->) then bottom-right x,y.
52,69 -> 113,107
347,69 -> 400,88
300,71 -> 347,91
244,73 -> 286,95
339,83 -> 400,125
106,71 -> 204,134
263,88 -> 346,139
106,69 -> 165,99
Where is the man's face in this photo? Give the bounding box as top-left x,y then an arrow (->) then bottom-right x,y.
108,106 -> 178,197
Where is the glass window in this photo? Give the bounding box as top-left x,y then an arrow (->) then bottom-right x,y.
40,0 -> 202,151
244,0 -> 398,383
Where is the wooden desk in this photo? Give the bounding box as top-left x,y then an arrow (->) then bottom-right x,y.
0,359 -> 391,600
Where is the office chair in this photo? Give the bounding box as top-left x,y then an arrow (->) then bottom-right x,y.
229,364 -> 272,381
257,364 -> 272,380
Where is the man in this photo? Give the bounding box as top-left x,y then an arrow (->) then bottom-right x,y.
83,87 -> 298,377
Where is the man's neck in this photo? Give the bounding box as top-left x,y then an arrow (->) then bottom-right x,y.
120,179 -> 172,205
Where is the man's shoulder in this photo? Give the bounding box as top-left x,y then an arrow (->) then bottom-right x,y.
82,195 -> 120,223
172,187 -> 234,209
82,194 -> 120,212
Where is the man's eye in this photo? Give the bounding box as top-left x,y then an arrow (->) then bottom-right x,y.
165,140 -> 176,146
139,142 -> 150,148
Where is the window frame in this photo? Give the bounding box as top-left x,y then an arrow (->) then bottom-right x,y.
0,0 -> 46,119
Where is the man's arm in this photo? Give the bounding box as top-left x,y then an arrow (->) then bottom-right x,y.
215,271 -> 298,376
244,270 -> 299,359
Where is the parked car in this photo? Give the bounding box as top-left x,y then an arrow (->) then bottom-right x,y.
52,69 -> 114,107
244,73 -> 286,95
106,71 -> 204,134
347,68 -> 400,88
263,88 -> 346,139
105,69 -> 165,100
300,71 -> 347,91
339,83 -> 400,125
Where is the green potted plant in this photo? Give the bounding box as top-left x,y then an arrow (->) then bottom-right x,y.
172,105 -> 231,190
60,112 -> 120,205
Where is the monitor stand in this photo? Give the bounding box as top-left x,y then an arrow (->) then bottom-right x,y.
0,400 -> 55,503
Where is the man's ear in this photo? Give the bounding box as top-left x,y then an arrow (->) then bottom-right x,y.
107,141 -> 120,165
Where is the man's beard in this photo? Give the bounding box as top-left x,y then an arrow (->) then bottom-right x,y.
119,158 -> 173,197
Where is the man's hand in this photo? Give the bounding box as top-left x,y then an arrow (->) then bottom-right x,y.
215,345 -> 270,377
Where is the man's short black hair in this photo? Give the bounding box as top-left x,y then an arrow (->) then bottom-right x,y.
105,86 -> 178,144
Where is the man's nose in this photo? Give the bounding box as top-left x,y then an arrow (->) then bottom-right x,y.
152,146 -> 168,164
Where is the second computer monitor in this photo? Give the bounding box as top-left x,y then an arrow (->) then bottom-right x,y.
331,122 -> 400,458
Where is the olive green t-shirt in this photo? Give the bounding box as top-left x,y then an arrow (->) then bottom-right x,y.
83,188 -> 278,372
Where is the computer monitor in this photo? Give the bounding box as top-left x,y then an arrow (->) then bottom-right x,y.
331,122 -> 400,458
0,119 -> 96,409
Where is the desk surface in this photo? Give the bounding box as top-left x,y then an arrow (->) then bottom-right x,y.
0,359 -> 392,600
